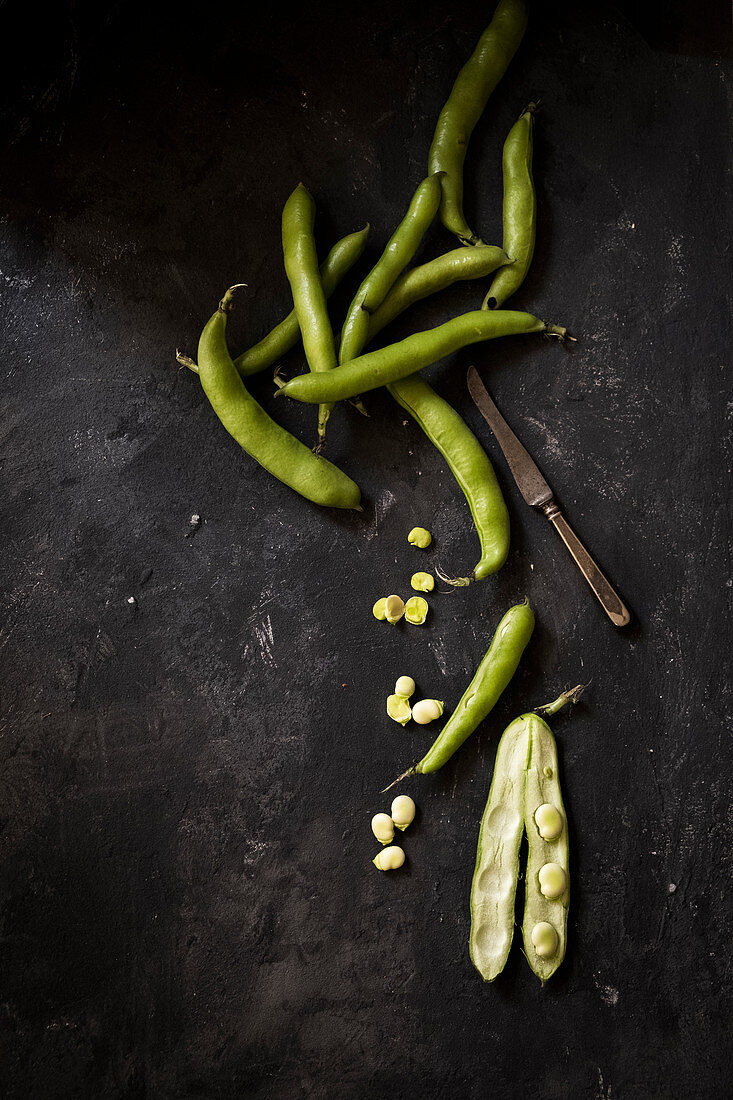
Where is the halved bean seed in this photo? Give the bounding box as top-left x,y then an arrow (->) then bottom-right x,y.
411,572 -> 435,592
387,695 -> 412,726
408,527 -> 432,548
385,595 -> 405,624
372,597 -> 387,620
404,596 -> 429,625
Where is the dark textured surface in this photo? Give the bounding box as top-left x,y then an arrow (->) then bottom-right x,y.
1,2 -> 731,1097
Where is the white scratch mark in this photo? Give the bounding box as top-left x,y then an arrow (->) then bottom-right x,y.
254,614 -> 275,667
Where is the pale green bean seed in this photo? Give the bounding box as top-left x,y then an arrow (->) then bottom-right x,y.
395,676 -> 416,698
387,695 -> 412,725
534,803 -> 563,840
530,921 -> 559,957
412,699 -> 444,725
373,597 -> 387,620
404,596 -> 429,625
372,813 -> 395,845
408,527 -> 432,548
391,794 -> 416,831
385,595 -> 405,624
411,572 -> 435,592
373,845 -> 405,871
538,863 -> 567,900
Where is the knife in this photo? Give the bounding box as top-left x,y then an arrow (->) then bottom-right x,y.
467,365 -> 631,627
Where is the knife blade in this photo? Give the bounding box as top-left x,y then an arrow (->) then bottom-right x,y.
467,366 -> 632,628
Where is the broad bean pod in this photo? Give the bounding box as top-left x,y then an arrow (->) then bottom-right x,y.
428,0 -> 528,245
278,311 -> 566,404
339,173 -> 444,365
385,601 -> 534,788
470,687 -> 581,983
181,227 -> 370,380
282,183 -> 339,444
483,104 -> 536,309
233,226 -> 369,376
388,373 -> 509,581
197,286 -> 361,510
367,245 -> 508,341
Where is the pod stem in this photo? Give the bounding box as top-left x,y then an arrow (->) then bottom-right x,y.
381,767 -> 415,793
535,683 -> 585,718
435,565 -> 474,588
543,323 -> 577,342
218,283 -> 248,313
176,349 -> 199,374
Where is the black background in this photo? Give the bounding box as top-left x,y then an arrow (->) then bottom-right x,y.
1,1 -> 731,1097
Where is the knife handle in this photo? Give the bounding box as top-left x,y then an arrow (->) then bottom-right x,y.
541,502 -> 632,627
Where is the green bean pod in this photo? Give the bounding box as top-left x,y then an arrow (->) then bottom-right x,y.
428,0 -> 528,245
339,173 -> 444,365
388,374 -> 509,580
470,687 -> 579,983
469,712 -> 529,980
279,311 -> 565,404
232,226 -> 369,377
282,183 -> 338,443
197,287 -> 361,510
522,711 -> 570,983
407,600 -> 534,777
483,104 -> 536,309
367,244 -> 508,340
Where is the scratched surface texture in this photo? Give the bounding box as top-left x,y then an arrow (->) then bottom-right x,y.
1,0 -> 731,1097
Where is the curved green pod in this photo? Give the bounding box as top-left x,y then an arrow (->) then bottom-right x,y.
278,311 -> 564,404
197,287 -> 361,510
483,104 -> 536,309
339,173 -> 443,365
428,0 -> 529,245
282,183 -> 338,443
233,226 -> 369,377
367,244 -> 508,340
392,600 -> 535,779
470,689 -> 578,983
388,373 -> 509,580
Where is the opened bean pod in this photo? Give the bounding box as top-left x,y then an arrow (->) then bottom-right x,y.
470,686 -> 582,983
195,286 -> 361,510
